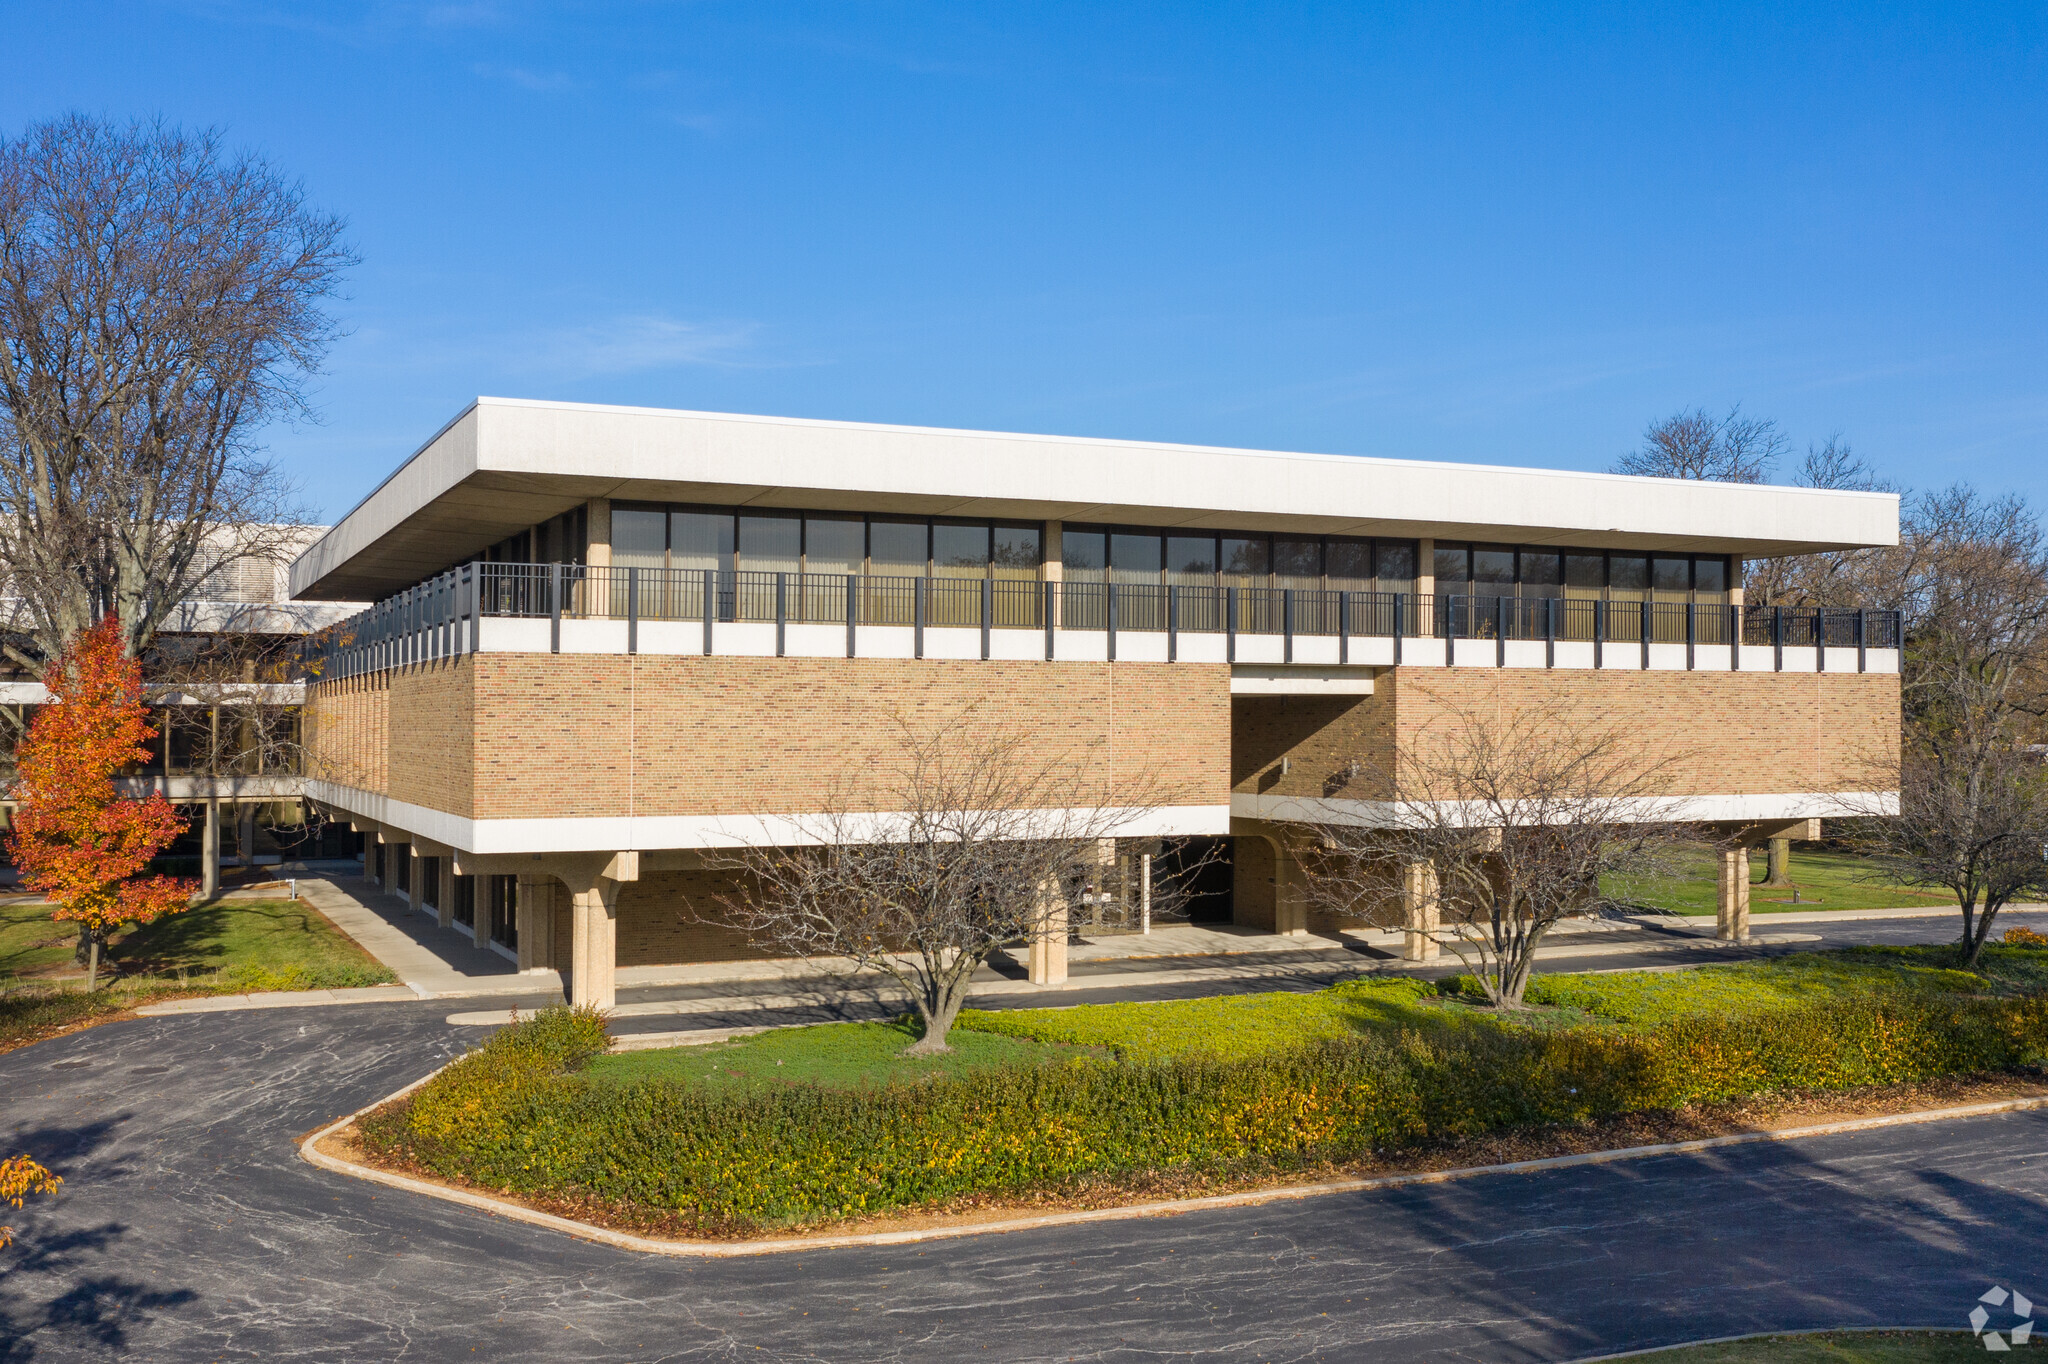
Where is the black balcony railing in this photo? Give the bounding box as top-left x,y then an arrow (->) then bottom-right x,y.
303,561 -> 1903,682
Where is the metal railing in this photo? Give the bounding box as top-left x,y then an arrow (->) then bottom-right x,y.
303,562 -> 1903,682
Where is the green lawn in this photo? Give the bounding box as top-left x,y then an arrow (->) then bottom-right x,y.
957,945 -> 2048,1060
0,896 -> 391,992
0,896 -> 395,1052
1606,847 -> 1956,915
584,1019 -> 1091,1091
1618,1331 -> 1982,1361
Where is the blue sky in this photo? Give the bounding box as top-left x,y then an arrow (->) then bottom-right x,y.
2,2 -> 2044,521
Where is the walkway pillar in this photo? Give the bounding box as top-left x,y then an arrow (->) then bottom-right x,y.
437,858 -> 456,930
1717,847 -> 1752,942
1028,877 -> 1068,985
1272,840 -> 1309,937
201,798 -> 221,899
1403,859 -> 1440,962
567,881 -> 620,1009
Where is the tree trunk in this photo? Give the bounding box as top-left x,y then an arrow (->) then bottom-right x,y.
86,935 -> 99,993
73,921 -> 93,966
1763,837 -> 1791,887
906,969 -> 975,1054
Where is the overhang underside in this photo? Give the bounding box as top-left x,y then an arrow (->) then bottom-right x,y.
297,468 -> 1896,602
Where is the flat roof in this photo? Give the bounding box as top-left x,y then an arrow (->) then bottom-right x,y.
291,397 -> 1901,601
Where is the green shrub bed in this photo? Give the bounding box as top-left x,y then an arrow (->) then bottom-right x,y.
355,986 -> 2048,1236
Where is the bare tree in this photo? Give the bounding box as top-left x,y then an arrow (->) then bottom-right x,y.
1300,694 -> 1686,1009
702,714 -> 1197,1053
1832,488 -> 2048,963
0,114 -> 354,668
1613,405 -> 1787,484
1846,742 -> 2048,968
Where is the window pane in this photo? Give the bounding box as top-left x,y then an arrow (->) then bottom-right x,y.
1272,538 -> 1321,585
1472,547 -> 1515,589
1219,536 -> 1269,582
1375,541 -> 1415,590
670,511 -> 733,572
1652,556 -> 1691,596
1062,529 -> 1107,582
804,516 -> 863,574
992,524 -> 1041,578
1166,535 -> 1217,582
737,514 -> 801,573
1564,553 -> 1604,597
933,523 -> 990,577
1110,532 -> 1162,584
1694,556 -> 1727,595
1520,550 -> 1562,597
869,520 -> 928,575
1609,555 -> 1649,595
1326,539 -> 1372,588
612,508 -> 666,569
1434,544 -> 1470,586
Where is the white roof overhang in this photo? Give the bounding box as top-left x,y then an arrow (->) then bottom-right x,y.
291,398 -> 1902,602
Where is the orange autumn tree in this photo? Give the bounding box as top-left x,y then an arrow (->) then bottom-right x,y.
9,616 -> 194,991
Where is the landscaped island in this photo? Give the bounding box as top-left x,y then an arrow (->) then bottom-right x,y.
354,946 -> 2048,1239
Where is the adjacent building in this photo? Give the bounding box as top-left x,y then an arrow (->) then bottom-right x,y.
290,398 -> 1902,1006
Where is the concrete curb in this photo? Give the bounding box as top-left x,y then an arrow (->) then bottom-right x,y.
1568,1325 -> 1972,1361
138,985 -> 419,1016
299,1080 -> 2048,1259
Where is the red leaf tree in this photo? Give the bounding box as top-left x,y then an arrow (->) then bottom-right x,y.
9,616 -> 194,990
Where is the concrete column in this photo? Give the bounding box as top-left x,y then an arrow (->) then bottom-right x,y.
1415,537 -> 1436,599
1717,847 -> 1752,942
1043,521 -> 1063,630
236,804 -> 256,869
1139,852 -> 1153,935
407,846 -> 425,912
1403,859 -> 1440,962
567,880 -> 620,1009
201,798 -> 221,899
516,875 -> 553,972
1028,878 -> 1068,985
1272,840 -> 1309,937
437,858 -> 456,930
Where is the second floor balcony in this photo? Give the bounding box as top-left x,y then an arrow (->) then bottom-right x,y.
306,562 -> 1905,684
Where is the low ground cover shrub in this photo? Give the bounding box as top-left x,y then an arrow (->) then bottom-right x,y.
357,977 -> 2048,1235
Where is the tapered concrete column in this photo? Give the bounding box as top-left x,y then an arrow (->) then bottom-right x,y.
1403,859 -> 1440,962
515,874 -> 554,973
236,804 -> 256,868
567,880 -> 620,1009
407,847 -> 425,911
1028,879 -> 1068,985
1717,847 -> 1752,942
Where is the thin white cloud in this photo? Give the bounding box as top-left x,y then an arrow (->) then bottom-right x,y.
523,314 -> 758,378
470,61 -> 574,92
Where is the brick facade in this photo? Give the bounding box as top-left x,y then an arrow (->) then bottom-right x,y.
1234,667 -> 1899,800
308,655 -> 1234,820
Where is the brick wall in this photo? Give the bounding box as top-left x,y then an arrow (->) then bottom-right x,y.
469,655 -> 1232,819
1234,667 -> 1899,800
308,655 -> 1233,821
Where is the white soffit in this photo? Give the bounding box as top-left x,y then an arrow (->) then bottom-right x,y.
291,398 -> 1902,600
